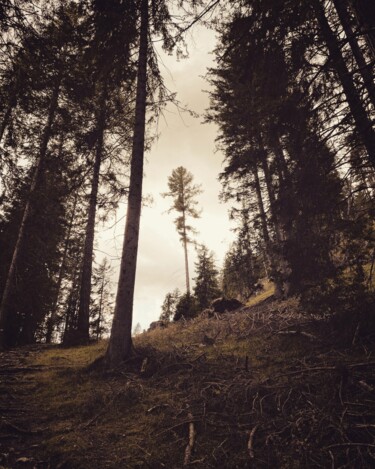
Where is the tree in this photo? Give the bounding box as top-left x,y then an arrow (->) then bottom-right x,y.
222,213 -> 262,302
162,166 -> 202,293
0,71 -> 62,348
74,0 -> 137,343
174,293 -> 198,321
90,257 -> 113,341
206,0 -> 352,304
193,245 -> 221,310
159,289 -> 181,322
132,322 -> 142,336
311,0 -> 375,168
106,0 -> 149,365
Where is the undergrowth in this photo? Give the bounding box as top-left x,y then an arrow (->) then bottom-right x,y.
1,298 -> 375,468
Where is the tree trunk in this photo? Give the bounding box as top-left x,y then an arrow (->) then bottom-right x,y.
183,230 -> 191,294
0,73 -> 61,349
259,148 -> 283,243
45,192 -> 78,344
96,276 -> 105,341
0,78 -> 19,146
252,164 -> 284,297
75,86 -> 107,344
63,266 -> 81,344
252,165 -> 271,248
312,0 -> 375,168
178,171 -> 191,294
106,0 -> 148,366
333,0 -> 375,109
267,129 -> 290,183
349,0 -> 375,60
0,100 -> 15,145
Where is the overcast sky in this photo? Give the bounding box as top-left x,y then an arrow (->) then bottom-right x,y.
98,25 -> 236,330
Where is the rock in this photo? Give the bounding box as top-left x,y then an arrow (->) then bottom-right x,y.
210,297 -> 244,314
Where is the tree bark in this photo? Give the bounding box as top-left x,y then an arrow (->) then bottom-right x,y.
0,73 -> 61,349
75,86 -> 107,343
312,0 -> 375,168
106,0 -> 149,366
333,0 -> 375,109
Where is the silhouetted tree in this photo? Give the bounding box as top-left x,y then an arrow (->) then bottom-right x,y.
162,166 -> 202,294
193,244 -> 221,310
159,289 -> 181,322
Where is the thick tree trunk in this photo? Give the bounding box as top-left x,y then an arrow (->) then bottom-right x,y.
333,0 -> 375,109
0,74 -> 61,349
106,0 -> 148,366
45,193 -> 78,344
312,0 -> 375,168
75,86 -> 107,344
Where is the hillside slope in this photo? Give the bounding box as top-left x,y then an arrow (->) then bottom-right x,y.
1,298 -> 375,468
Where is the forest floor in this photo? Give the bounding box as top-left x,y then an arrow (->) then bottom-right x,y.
1,297 -> 375,468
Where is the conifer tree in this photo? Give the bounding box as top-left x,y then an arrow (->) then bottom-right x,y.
162,167 -> 202,294
90,257 -> 113,341
160,289 -> 181,323
193,245 -> 221,310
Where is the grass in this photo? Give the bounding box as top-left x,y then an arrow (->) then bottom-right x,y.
246,279 -> 275,307
2,298 -> 375,468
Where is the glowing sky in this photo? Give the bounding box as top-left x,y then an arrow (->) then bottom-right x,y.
99,25 -> 235,330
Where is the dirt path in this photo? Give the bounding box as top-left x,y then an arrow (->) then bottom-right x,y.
0,346 -> 51,468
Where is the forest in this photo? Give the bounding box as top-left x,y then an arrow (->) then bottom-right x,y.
0,0 -> 375,467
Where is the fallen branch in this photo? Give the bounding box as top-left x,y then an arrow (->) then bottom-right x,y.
247,425 -> 258,459
184,413 -> 196,466
358,380 -> 374,392
1,419 -> 44,434
147,404 -> 170,414
276,330 -> 316,341
352,322 -> 361,346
